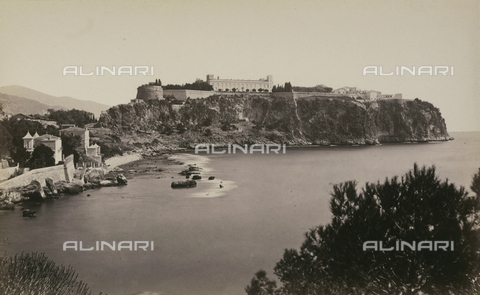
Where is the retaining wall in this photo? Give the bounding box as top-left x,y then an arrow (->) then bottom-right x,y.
0,155 -> 75,190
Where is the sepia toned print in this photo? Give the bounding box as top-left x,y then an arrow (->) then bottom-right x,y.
0,1 -> 479,294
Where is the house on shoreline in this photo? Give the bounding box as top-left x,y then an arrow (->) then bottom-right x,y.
58,127 -> 103,167
23,131 -> 63,164
59,126 -> 90,152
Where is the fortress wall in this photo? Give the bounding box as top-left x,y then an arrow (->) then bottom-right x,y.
272,92 -> 293,99
185,90 -> 216,99
163,90 -> 187,100
163,90 -> 215,101
293,92 -> 346,99
272,92 -> 352,100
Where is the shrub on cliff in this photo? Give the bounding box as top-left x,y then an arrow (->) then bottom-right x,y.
247,164 -> 480,295
0,252 -> 105,295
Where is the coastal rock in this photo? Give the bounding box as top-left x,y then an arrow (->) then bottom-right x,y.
19,180 -> 46,200
0,200 -> 15,210
73,169 -> 85,183
100,180 -> 117,187
43,186 -> 56,199
104,172 -> 118,181
56,181 -> 84,194
189,166 -> 200,172
171,180 -> 197,188
22,209 -> 36,217
116,174 -> 128,185
84,169 -> 104,184
208,176 -> 215,180
83,182 -> 100,190
0,189 -> 26,204
192,175 -> 202,180
45,178 -> 58,195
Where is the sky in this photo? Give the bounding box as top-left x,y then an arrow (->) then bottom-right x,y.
0,0 -> 478,132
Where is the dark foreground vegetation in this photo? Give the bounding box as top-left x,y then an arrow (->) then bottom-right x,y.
246,165 -> 480,295
0,252 -> 105,295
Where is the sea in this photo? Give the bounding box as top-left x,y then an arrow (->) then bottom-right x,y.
0,131 -> 479,295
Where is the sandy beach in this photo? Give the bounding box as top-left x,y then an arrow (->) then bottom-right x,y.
104,153 -> 143,170
169,153 -> 237,198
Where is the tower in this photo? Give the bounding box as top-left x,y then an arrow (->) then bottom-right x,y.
267,75 -> 273,91
23,131 -> 34,151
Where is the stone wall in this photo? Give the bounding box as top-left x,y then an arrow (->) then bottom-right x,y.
0,155 -> 75,190
163,90 -> 216,101
272,92 -> 293,99
273,92 -> 351,100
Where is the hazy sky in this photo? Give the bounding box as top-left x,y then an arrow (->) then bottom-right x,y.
0,0 -> 478,131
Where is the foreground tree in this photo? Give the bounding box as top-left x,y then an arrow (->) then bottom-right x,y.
249,164 -> 480,295
0,252 -> 104,295
245,270 -> 279,295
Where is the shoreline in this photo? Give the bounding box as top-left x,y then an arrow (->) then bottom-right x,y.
117,152 -> 236,198
104,153 -> 143,171
169,153 -> 237,198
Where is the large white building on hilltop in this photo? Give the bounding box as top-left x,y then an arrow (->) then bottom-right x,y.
206,74 -> 273,92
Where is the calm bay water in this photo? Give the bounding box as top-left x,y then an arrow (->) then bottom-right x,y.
0,132 -> 479,295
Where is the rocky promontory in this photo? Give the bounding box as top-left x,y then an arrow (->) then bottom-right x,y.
98,95 -> 451,149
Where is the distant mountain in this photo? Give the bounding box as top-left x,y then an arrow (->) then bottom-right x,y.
0,85 -> 110,118
0,93 -> 65,116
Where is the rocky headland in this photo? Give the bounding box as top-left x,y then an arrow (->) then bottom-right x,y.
97,95 -> 451,149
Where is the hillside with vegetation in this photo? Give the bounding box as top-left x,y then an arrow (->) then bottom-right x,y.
0,108 -> 125,168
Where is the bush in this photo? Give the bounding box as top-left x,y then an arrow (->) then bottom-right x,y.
221,122 -> 238,132
204,128 -> 213,136
176,123 -> 186,134
0,252 -> 104,295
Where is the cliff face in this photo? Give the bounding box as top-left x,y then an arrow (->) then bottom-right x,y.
98,95 -> 450,147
